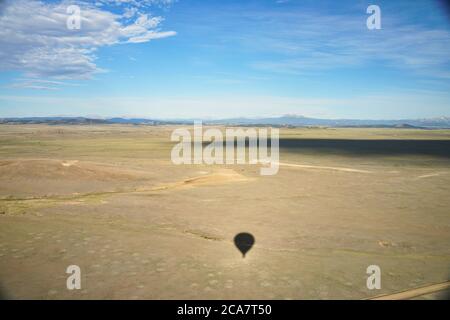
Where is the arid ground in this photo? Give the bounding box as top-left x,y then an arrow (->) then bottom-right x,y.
0,124 -> 449,299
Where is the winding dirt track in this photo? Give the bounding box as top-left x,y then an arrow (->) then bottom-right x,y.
274,161 -> 373,173
369,281 -> 450,300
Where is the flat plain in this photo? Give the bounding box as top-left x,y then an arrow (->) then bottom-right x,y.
0,124 -> 449,299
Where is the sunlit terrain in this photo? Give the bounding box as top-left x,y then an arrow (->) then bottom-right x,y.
1,125 -> 449,299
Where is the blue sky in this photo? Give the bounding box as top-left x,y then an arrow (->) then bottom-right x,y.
0,0 -> 450,119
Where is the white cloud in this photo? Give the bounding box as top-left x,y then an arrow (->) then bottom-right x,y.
128,30 -> 177,43
123,7 -> 138,18
7,78 -> 82,90
0,0 -> 176,80
94,0 -> 175,9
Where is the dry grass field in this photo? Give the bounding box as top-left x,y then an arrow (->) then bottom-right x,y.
0,124 -> 449,299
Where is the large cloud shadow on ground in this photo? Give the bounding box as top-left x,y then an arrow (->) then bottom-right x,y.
277,139 -> 450,157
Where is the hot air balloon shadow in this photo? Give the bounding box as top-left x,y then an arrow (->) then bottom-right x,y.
234,233 -> 255,258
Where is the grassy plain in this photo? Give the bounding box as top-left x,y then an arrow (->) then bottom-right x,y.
0,124 -> 449,299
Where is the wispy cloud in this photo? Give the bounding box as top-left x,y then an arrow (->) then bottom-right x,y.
7,78 -> 82,90
214,8 -> 450,78
0,0 -> 176,81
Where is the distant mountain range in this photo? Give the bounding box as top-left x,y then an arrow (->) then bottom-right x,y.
206,115 -> 450,128
1,115 -> 450,128
0,117 -> 177,125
